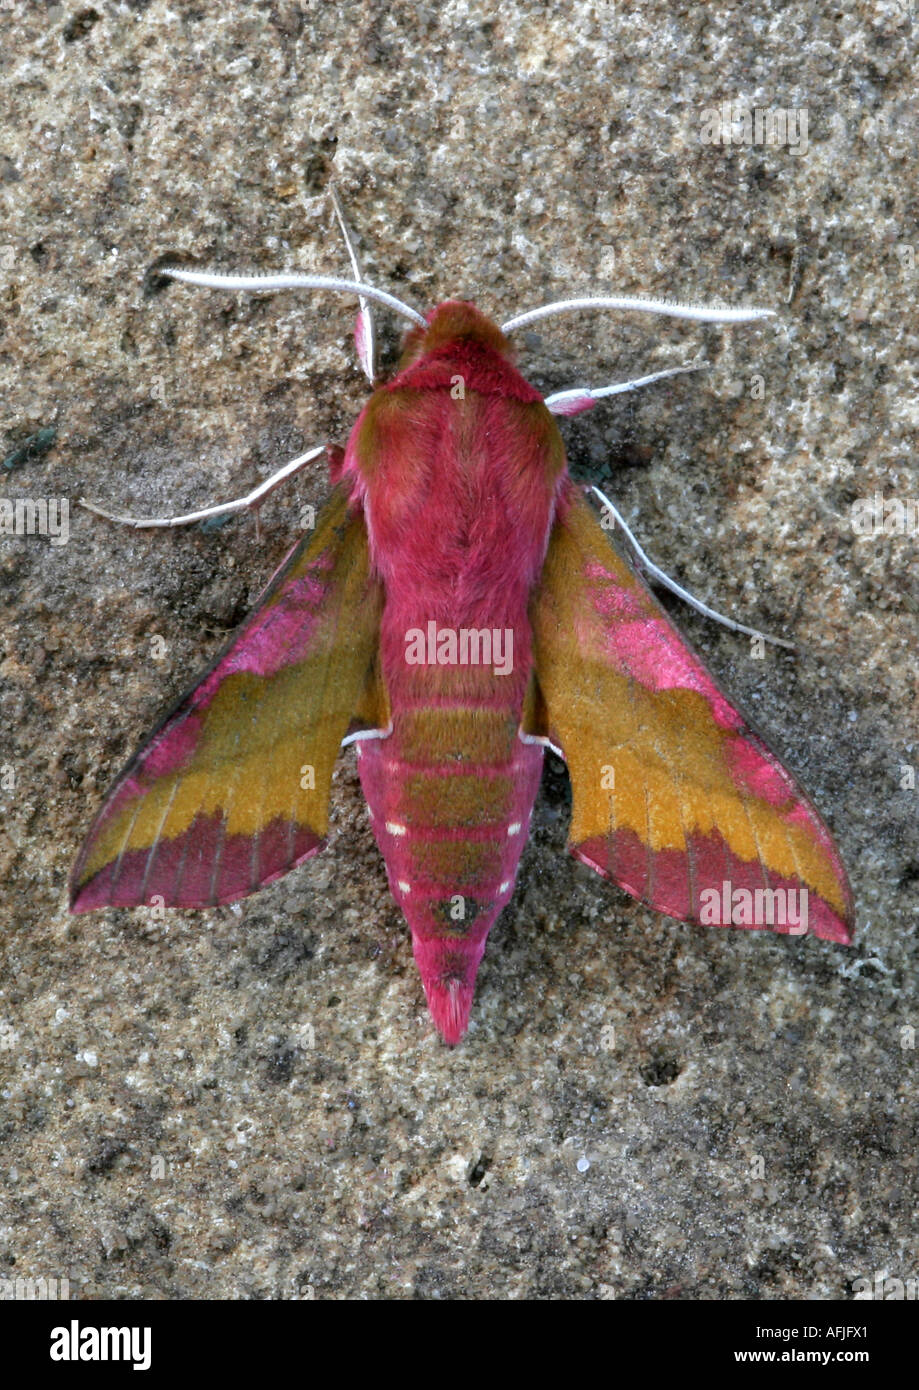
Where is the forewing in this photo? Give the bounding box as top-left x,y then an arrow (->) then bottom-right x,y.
71,485 -> 383,911
529,484 -> 854,943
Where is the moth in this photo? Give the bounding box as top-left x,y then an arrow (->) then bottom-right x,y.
71,193 -> 854,1044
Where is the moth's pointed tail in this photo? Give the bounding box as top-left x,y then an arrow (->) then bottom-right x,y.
423,976 -> 476,1047
412,936 -> 487,1046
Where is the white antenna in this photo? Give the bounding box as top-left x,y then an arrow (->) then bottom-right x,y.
502,295 -> 775,333
160,267 -> 427,329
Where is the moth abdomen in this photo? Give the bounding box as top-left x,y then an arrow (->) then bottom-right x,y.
356,701 -> 543,1040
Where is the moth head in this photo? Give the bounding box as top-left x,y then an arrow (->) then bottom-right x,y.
396,299 -> 514,370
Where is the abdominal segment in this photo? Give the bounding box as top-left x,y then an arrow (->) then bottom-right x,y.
356,698 -> 544,1042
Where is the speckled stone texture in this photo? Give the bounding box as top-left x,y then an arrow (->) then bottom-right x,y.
0,1 -> 916,1300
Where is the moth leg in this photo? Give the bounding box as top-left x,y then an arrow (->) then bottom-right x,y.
328,184 -> 377,383
544,363 -> 705,417
588,484 -> 796,651
79,445 -> 325,529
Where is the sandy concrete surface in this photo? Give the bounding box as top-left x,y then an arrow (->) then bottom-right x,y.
0,2 -> 916,1298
